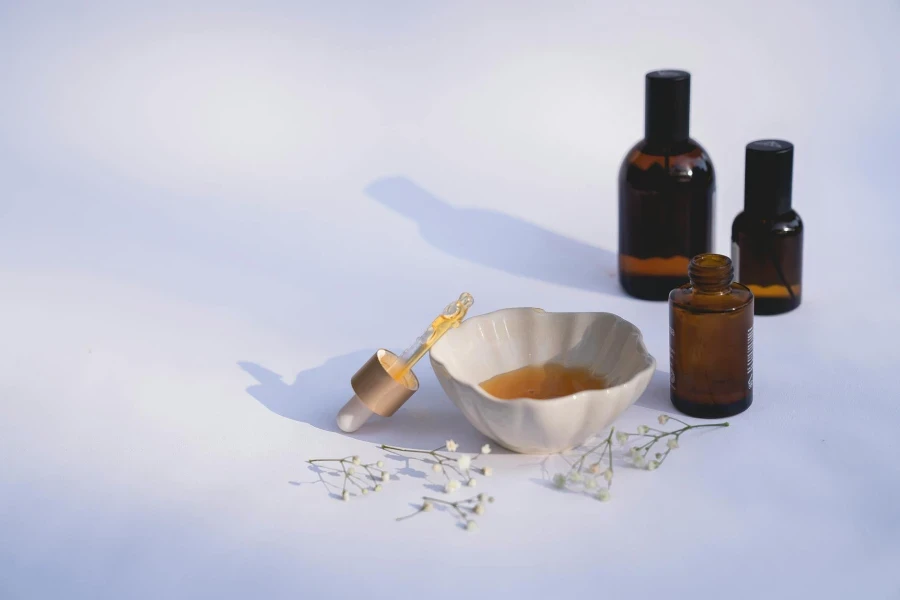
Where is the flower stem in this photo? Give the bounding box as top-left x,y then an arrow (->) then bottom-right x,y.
625,421 -> 728,462
422,496 -> 469,520
381,444 -> 453,462
381,444 -> 445,457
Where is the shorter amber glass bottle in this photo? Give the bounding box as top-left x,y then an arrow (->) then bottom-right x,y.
669,254 -> 753,418
732,140 -> 802,315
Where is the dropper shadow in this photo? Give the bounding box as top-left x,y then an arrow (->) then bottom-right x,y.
238,350 -> 494,450
366,177 -> 623,295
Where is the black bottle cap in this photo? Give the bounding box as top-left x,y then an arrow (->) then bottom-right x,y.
744,139 -> 794,216
644,70 -> 690,145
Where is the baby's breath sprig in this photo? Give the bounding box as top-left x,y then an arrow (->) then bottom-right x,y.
380,440 -> 493,492
551,414 -> 730,501
397,493 -> 495,532
619,415 -> 729,470
552,427 -> 616,501
306,455 -> 390,501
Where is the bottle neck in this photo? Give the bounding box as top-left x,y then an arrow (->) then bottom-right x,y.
689,254 -> 734,293
744,197 -> 791,217
641,138 -> 694,157
645,128 -> 689,147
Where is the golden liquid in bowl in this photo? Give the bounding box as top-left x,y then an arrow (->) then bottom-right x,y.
479,363 -> 609,400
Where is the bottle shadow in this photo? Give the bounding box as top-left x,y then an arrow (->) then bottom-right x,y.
238,350 -> 493,450
366,177 -> 623,295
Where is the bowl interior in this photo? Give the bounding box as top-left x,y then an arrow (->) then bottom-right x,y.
430,309 -> 652,396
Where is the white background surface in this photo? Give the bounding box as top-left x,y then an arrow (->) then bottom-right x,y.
2,1 -> 899,598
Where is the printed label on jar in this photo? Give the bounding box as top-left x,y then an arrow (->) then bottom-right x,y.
669,326 -> 676,387
747,325 -> 754,389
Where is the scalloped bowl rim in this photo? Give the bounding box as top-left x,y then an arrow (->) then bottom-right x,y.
429,307 -> 657,406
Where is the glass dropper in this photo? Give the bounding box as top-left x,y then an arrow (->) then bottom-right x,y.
387,292 -> 474,382
336,293 -> 474,433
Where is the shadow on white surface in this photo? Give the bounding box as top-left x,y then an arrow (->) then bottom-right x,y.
289,467 -> 344,500
367,177 -> 623,295
633,369 -> 672,413
238,350 -> 493,450
238,352 -> 670,451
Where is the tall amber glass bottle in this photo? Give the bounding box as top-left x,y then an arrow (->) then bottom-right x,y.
619,70 -> 716,300
669,254 -> 753,418
732,140 -> 803,315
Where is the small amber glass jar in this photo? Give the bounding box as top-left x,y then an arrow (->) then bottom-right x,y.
669,254 -> 754,418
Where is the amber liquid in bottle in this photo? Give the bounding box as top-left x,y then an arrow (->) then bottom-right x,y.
669,254 -> 753,418
619,140 -> 715,299
619,70 -> 715,300
732,140 -> 803,315
732,211 -> 802,315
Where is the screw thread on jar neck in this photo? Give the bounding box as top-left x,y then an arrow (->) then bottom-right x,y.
689,254 -> 734,292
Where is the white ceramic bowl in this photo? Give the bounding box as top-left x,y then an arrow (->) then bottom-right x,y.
429,308 -> 656,454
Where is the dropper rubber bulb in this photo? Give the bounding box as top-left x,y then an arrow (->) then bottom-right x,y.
336,394 -> 373,433
336,293 -> 474,433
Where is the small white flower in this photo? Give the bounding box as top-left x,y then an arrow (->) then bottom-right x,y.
374,484 -> 382,492
570,471 -> 583,483
586,478 -> 598,489
637,425 -> 649,435
422,501 -> 433,512
596,489 -> 611,502
553,473 -> 567,489
351,456 -> 361,466
444,479 -> 460,493
341,490 -> 350,502
633,456 -> 645,468
482,466 -> 493,477
445,440 -> 458,452
474,503 -> 485,516
467,478 -> 477,488
481,444 -> 492,455
478,493 -> 487,502
376,460 -> 385,468
362,488 -> 369,495
465,520 -> 478,532
648,460 -> 659,471
381,472 -> 390,482
658,415 -> 670,425
457,454 -> 472,471
603,468 -> 613,482
655,452 -> 663,459
487,496 -> 495,503
616,431 -> 629,445
346,467 -> 355,476
667,438 -> 679,450
588,464 -> 600,474
629,447 -> 641,459
432,463 -> 443,473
